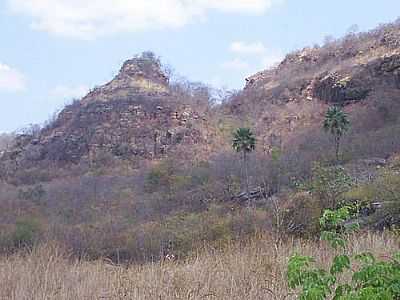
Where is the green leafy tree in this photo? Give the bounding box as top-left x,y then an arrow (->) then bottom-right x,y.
309,164 -> 353,208
232,128 -> 256,204
323,106 -> 350,162
287,205 -> 400,299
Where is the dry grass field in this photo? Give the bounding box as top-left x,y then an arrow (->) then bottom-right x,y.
0,232 -> 398,300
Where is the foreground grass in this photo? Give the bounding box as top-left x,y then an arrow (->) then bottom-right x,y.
0,233 -> 398,300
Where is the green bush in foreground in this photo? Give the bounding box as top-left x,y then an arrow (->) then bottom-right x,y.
287,205 -> 400,299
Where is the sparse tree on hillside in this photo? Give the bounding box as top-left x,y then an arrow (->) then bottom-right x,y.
232,128 -> 256,204
323,106 -> 350,162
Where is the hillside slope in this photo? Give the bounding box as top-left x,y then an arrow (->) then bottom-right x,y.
227,21 -> 400,154
0,54 -> 211,180
1,20 -> 400,265
3,22 -> 400,181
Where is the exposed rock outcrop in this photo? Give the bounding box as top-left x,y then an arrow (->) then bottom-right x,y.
313,72 -> 370,104
5,22 -> 400,183
229,23 -> 400,153
82,55 -> 170,104
0,54 -> 207,178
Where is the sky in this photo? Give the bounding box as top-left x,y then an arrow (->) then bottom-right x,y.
1,0 -> 400,133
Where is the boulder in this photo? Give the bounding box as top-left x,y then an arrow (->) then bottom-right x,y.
313,72 -> 370,104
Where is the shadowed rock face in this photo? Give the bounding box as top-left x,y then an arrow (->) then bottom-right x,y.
313,72 -> 370,104
227,23 -> 400,153
313,53 -> 400,104
0,56 -> 206,174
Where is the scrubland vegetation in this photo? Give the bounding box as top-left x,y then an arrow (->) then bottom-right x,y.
2,103 -> 399,262
1,232 -> 398,300
2,21 -> 400,299
1,107 -> 400,298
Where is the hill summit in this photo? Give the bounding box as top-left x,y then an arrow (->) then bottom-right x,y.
82,52 -> 170,104
0,53 -> 208,178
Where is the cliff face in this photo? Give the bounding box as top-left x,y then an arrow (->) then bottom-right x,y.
228,22 -> 400,153
0,55 -> 208,175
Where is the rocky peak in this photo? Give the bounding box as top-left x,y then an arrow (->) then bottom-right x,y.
82,52 -> 170,103
117,54 -> 169,86
0,52 -> 208,177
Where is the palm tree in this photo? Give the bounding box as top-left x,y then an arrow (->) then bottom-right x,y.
323,106 -> 350,162
232,128 -> 256,203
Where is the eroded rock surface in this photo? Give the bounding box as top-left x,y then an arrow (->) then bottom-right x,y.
0,55 -> 207,177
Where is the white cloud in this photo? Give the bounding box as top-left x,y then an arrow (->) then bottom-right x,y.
230,41 -> 267,55
201,0 -> 271,13
226,41 -> 284,70
0,63 -> 26,92
7,0 -> 279,39
50,84 -> 89,99
261,52 -> 284,68
221,58 -> 250,71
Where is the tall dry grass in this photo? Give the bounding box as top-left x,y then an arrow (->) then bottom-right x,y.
0,232 -> 398,300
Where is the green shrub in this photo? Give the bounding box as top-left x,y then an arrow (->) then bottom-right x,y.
283,192 -> 323,236
287,206 -> 400,299
12,218 -> 41,248
144,161 -> 175,193
18,184 -> 46,205
298,163 -> 353,209
190,162 -> 210,186
120,208 -> 267,261
163,211 -> 234,256
11,168 -> 52,185
343,168 -> 400,227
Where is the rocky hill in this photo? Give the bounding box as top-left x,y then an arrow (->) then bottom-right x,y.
0,53 -> 210,179
3,21 -> 400,181
227,21 -> 400,153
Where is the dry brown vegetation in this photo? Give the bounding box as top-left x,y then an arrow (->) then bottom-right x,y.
0,232 -> 398,300
2,21 -> 400,300
0,133 -> 15,151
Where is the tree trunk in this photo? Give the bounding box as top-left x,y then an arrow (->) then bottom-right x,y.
335,135 -> 341,162
243,150 -> 250,207
153,131 -> 158,158
93,177 -> 98,202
